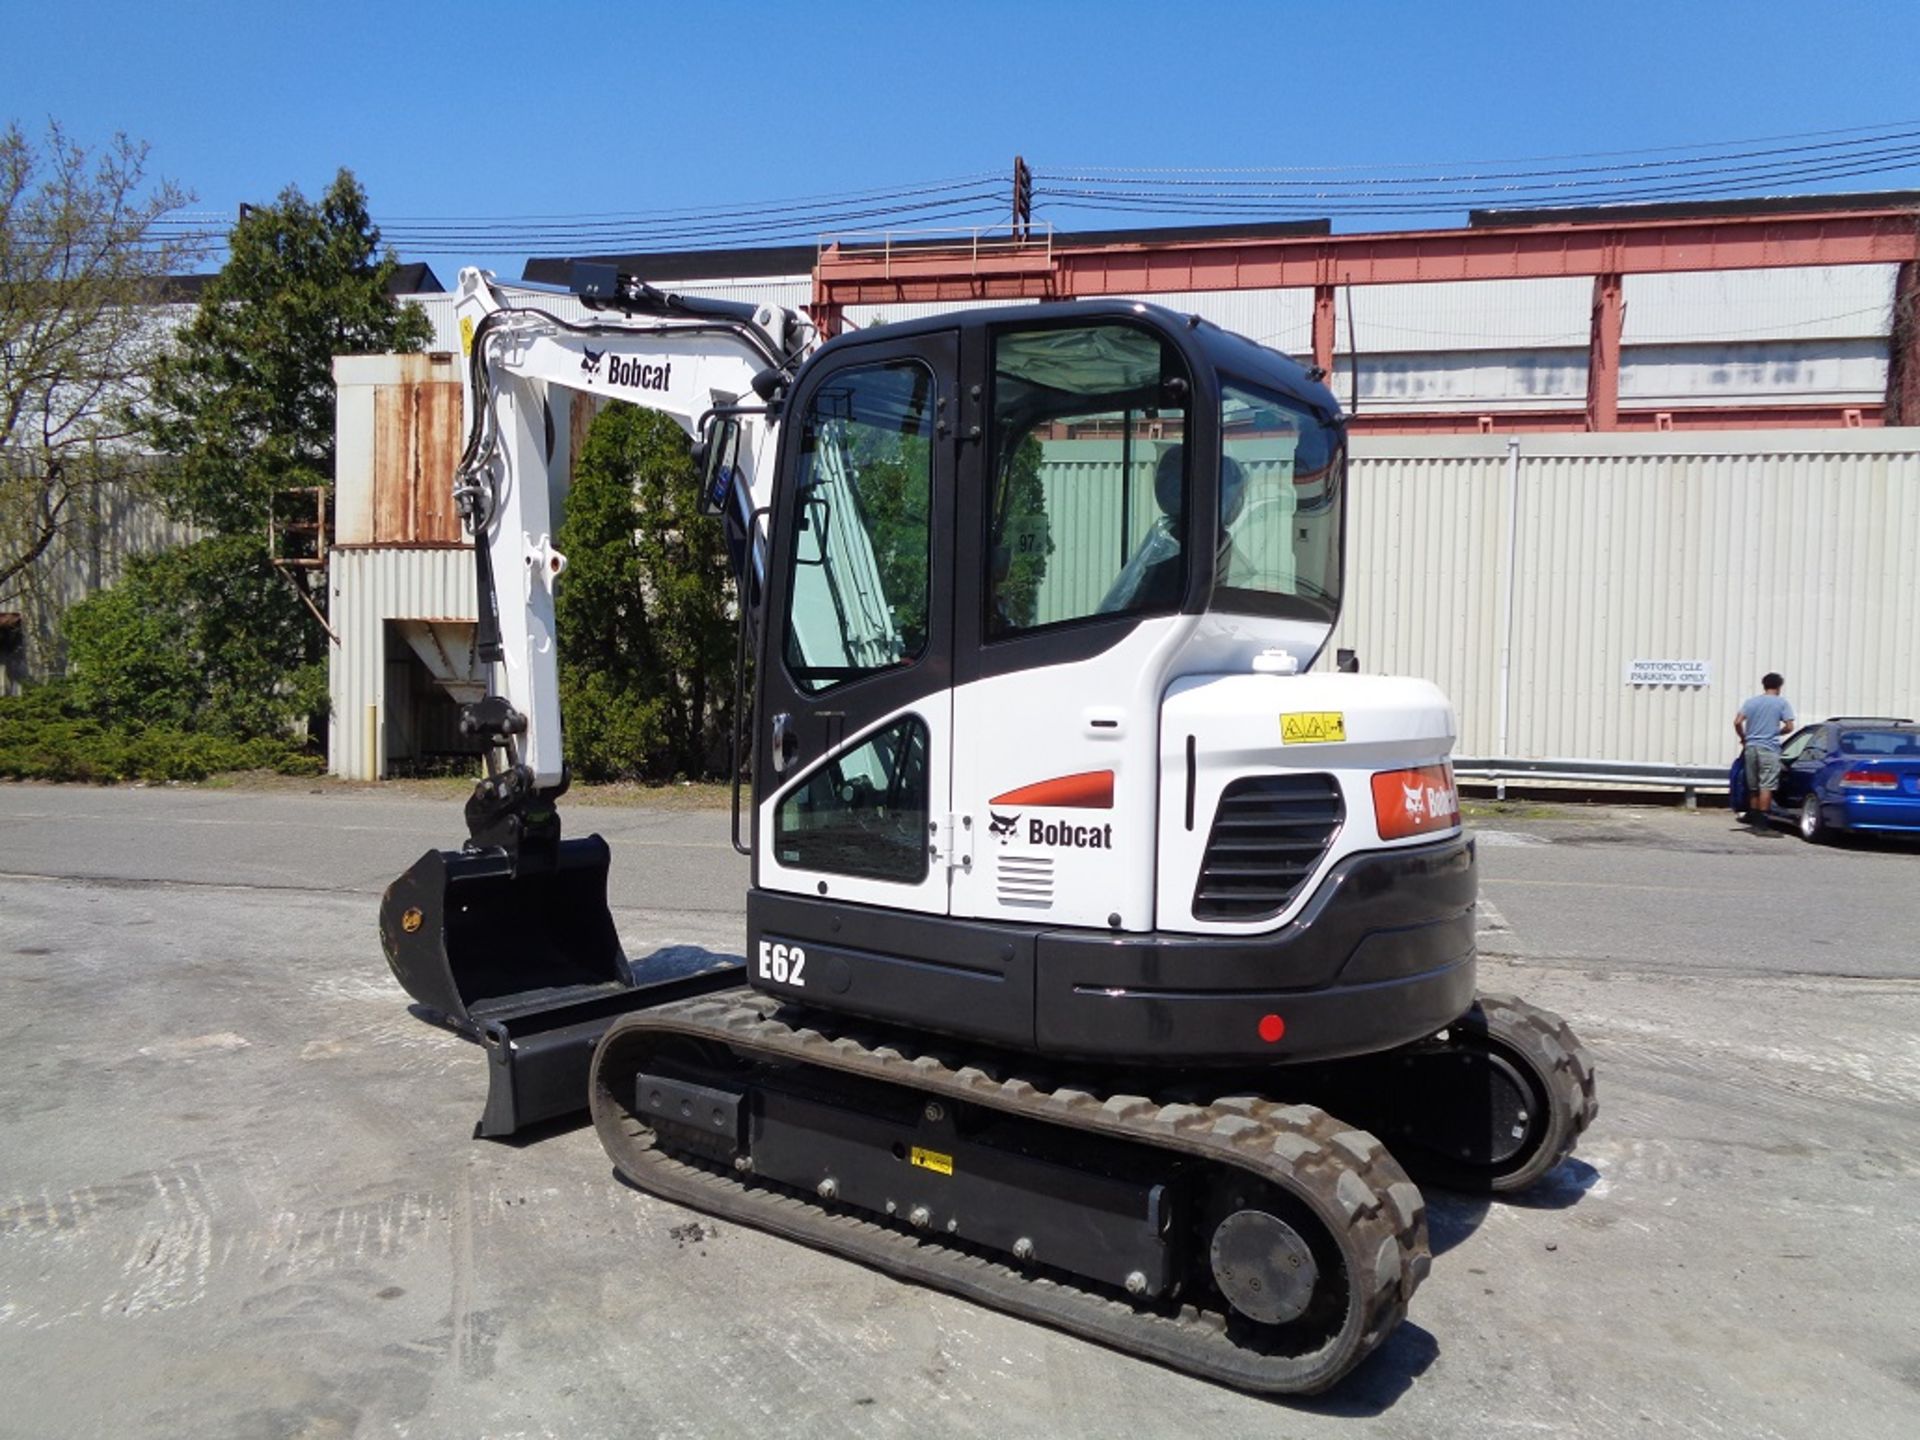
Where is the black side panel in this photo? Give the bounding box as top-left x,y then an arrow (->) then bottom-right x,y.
747,890 -> 1037,1047
1034,837 -> 1478,1063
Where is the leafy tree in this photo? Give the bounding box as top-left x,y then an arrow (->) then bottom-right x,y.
556,403 -> 735,781
60,532 -> 323,738
135,168 -> 430,536
0,121 -> 197,604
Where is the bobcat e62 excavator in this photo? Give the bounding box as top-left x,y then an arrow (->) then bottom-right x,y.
379,264 -> 1597,1395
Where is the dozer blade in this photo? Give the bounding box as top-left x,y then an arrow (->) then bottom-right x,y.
379,836 -> 744,1138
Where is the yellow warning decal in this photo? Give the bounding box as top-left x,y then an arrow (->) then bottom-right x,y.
459,315 -> 475,356
1281,711 -> 1346,744
909,1146 -> 954,1176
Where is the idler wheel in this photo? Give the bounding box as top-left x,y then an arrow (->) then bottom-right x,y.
1208,1209 -> 1321,1325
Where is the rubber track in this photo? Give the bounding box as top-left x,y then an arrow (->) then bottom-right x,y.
589,988 -> 1430,1395
1474,992 -> 1600,1192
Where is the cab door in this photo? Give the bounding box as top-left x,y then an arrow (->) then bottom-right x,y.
754,331 -> 958,916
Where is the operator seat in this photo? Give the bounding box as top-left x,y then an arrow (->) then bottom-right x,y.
1105,447 -> 1248,611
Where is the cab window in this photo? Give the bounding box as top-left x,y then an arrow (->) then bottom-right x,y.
986,323 -> 1191,636
1216,380 -> 1344,623
784,361 -> 935,693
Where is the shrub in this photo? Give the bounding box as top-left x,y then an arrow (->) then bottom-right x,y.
0,681 -> 319,783
62,533 -> 324,739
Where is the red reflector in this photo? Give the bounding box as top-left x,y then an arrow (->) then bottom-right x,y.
1372,763 -> 1461,840
1842,769 -> 1897,788
1258,1014 -> 1286,1044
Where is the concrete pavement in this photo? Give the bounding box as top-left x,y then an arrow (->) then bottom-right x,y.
1,783 -> 1916,1439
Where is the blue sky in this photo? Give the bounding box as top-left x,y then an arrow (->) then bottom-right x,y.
6,0 -> 1920,281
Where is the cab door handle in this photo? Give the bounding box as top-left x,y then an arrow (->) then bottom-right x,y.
771,713 -> 800,773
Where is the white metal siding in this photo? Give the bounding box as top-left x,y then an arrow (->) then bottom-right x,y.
1343,277 -> 1593,354
327,547 -> 476,780
1329,446 -> 1510,755
1331,431 -> 1920,769
1355,348 -> 1589,411
1618,339 -> 1889,407
1623,265 -> 1897,343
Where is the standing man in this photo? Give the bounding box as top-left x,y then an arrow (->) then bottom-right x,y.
1734,672 -> 1797,831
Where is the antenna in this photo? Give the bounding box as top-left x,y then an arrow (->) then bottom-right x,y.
1344,283 -> 1360,416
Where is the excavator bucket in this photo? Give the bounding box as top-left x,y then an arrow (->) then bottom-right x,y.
379,836 -> 743,1137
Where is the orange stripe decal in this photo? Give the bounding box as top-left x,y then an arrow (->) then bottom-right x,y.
989,770 -> 1114,809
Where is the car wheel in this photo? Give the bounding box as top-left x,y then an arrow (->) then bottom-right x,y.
1798,794 -> 1827,844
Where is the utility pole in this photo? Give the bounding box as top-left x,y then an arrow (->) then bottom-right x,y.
1012,156 -> 1032,242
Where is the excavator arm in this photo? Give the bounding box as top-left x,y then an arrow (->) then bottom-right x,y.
377,266 -> 812,1135
451,264 -> 804,805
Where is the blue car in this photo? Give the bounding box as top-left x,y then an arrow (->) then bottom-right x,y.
1730,716 -> 1920,841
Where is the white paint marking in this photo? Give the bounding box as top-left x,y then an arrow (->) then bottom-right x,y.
1472,828 -> 1547,848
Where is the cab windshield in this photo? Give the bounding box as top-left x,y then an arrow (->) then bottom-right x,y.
1215,379 -> 1344,623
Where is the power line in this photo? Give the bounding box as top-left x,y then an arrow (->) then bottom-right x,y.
1052,119 -> 1920,175
96,121 -> 1920,271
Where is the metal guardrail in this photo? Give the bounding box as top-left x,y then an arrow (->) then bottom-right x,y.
1455,756 -> 1730,804
819,223 -> 1056,277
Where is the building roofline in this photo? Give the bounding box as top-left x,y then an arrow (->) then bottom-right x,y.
155,260 -> 446,303
1471,189 -> 1920,228
519,218 -> 1336,287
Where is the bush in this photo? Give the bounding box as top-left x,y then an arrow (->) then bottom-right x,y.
0,682 -> 320,782
62,533 -> 324,739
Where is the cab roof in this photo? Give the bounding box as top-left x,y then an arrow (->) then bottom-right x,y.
823,298 -> 1343,420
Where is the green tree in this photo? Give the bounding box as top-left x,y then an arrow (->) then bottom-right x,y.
135,169 -> 430,536
60,532 -> 323,737
556,403 -> 735,781
0,121 -> 197,604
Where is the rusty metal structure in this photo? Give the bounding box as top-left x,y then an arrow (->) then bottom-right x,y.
810,195 -> 1920,432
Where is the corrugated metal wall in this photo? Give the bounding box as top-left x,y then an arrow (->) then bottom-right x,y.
1,474 -> 198,695
1330,430 -> 1920,767
327,547 -> 477,779
325,432 -> 1919,778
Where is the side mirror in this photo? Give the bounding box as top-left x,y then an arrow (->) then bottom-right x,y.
697,416 -> 742,518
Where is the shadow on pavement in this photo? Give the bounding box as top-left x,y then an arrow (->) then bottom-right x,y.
1420,1155 -> 1598,1257
1294,1320 -> 1439,1415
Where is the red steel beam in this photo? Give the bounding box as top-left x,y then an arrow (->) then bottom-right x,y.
1586,273 -> 1625,431
1886,260 -> 1920,425
1311,285 -> 1336,375
815,208 -> 1920,309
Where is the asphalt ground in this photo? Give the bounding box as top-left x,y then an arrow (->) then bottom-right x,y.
1,782 -> 1916,1439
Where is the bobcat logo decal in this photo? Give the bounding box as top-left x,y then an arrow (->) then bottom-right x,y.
580,346 -> 605,377
1401,782 -> 1427,820
988,811 -> 1020,842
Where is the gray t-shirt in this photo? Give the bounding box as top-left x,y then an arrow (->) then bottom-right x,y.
1738,694 -> 1796,751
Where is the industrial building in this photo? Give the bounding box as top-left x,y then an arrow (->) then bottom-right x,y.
330,194 -> 1920,785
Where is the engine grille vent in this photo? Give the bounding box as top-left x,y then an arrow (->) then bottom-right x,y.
996,854 -> 1054,909
1192,773 -> 1344,921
